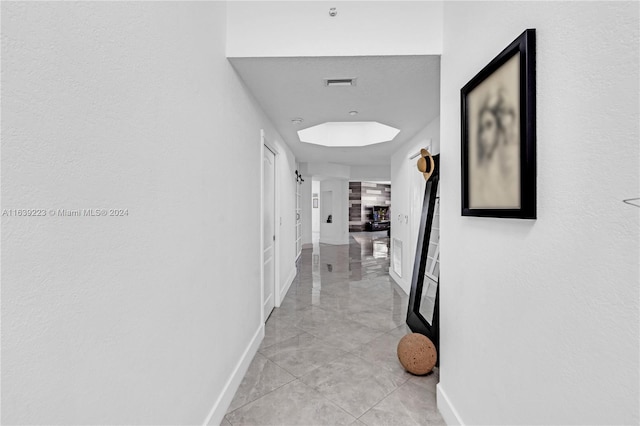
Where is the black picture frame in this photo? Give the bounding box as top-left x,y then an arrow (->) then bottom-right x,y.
407,154 -> 440,352
461,29 -> 536,219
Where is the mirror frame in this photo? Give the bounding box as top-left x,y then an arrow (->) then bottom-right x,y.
407,154 -> 440,351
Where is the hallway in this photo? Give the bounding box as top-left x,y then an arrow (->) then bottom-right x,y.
224,232 -> 444,425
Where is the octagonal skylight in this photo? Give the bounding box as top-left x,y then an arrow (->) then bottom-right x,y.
297,121 -> 400,147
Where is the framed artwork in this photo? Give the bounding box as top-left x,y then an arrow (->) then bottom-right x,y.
461,29 -> 536,219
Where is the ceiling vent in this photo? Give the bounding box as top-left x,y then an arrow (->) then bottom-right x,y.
324,78 -> 357,87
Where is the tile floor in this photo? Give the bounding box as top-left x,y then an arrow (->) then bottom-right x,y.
224,232 -> 444,425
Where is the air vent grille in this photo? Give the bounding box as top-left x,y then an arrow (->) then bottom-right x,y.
324,78 -> 356,87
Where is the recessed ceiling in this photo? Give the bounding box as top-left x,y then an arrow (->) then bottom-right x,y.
298,121 -> 400,147
229,55 -> 440,166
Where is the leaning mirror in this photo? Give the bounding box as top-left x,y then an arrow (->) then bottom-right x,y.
407,152 -> 440,351
419,191 -> 439,325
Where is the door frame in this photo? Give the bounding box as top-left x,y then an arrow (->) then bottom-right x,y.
260,129 -> 281,323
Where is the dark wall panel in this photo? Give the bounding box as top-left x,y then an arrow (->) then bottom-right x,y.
349,181 -> 391,232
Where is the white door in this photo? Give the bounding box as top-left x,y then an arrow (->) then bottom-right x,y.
263,146 -> 276,321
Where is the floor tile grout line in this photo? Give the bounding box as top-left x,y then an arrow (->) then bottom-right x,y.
260,341 -> 323,379
355,377 -> 412,424
256,328 -> 306,353
363,377 -> 446,425
294,380 -> 359,425
224,373 -> 298,417
294,350 -> 413,419
344,349 -> 412,385
259,329 -> 357,380
223,378 -> 306,424
284,329 -> 346,354
266,340 -> 348,380
290,321 -> 431,384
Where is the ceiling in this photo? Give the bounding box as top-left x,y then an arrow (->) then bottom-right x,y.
229,55 -> 440,167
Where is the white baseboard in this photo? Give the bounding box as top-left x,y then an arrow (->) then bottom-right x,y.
437,384 -> 464,426
203,324 -> 265,426
389,271 -> 410,295
278,267 -> 296,306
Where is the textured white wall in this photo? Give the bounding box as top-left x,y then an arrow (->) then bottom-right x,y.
227,1 -> 442,57
439,2 -> 639,425
389,117 -> 440,294
1,2 -> 295,424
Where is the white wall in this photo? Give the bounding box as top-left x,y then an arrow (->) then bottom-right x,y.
319,179 -> 349,245
1,2 -> 296,424
312,180 -> 321,236
438,2 -> 639,425
302,163 -> 390,182
227,1 -> 442,57
389,117 -> 440,294
300,178 -> 313,247
301,162 -> 351,180
350,164 -> 391,182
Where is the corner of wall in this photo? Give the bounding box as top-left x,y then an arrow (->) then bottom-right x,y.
389,270 -> 410,295
436,384 -> 464,426
278,266 -> 297,306
203,324 -> 265,426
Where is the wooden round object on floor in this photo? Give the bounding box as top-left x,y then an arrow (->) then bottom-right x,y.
397,333 -> 437,375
